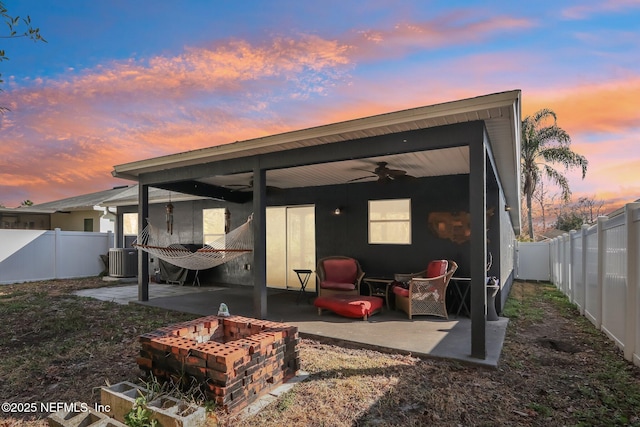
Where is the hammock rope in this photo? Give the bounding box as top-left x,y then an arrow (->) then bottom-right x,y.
133,216 -> 253,270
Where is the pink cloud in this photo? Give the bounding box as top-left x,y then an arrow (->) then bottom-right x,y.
562,0 -> 640,20
0,33 -> 357,206
347,12 -> 535,61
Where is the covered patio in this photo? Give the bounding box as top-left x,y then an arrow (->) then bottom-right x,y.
110,90 -> 522,362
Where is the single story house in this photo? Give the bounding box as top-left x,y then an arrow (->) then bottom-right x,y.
111,90 -> 522,360
0,187 -> 129,232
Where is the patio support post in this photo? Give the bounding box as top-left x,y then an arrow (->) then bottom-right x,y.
252,166 -> 268,319
138,184 -> 149,301
469,139 -> 487,359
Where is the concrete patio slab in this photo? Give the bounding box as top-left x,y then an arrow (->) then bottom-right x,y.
74,283 -> 508,368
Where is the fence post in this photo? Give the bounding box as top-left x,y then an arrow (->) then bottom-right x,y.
549,238 -> 556,285
579,224 -> 589,316
107,230 -> 114,250
625,204 -> 640,362
595,216 -> 608,330
569,230 -> 577,304
564,234 -> 570,295
54,228 -> 62,280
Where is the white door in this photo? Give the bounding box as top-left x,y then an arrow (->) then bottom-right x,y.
266,205 -> 315,290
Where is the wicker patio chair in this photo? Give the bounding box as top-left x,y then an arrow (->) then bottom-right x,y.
392,260 -> 458,319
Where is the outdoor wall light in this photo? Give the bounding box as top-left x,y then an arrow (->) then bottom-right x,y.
332,207 -> 343,216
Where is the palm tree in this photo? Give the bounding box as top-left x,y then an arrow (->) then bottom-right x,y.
521,108 -> 588,239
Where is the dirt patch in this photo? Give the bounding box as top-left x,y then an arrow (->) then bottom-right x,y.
536,337 -> 581,353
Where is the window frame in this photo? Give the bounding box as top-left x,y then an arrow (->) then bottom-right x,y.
368,198 -> 412,245
203,207 -> 227,246
122,213 -> 138,236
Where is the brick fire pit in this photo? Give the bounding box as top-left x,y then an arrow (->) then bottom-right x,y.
136,315 -> 300,413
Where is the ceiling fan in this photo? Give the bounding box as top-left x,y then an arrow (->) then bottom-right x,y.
349,161 -> 416,183
226,177 -> 282,193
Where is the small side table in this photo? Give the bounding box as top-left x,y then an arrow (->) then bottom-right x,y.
450,277 -> 471,317
363,278 -> 394,310
293,269 -> 313,304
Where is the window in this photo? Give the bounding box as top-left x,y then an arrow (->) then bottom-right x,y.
123,213 -> 138,235
203,208 -> 227,245
368,199 -> 411,244
83,218 -> 94,232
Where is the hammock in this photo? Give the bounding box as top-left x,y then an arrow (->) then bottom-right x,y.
133,216 -> 253,270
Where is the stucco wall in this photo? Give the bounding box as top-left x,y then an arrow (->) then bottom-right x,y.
51,211 -> 103,232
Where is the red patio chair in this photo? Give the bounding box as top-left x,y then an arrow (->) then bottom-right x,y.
316,256 -> 365,298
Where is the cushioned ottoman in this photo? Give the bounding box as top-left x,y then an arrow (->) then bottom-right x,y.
314,295 -> 384,320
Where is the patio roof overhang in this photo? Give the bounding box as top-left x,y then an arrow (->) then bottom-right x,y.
112,90 -> 522,233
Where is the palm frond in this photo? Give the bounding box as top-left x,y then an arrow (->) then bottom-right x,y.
543,165 -> 572,201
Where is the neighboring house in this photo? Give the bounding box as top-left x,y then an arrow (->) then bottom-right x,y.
111,90 -> 522,360
0,187 -> 130,232
0,206 -> 54,230
0,184 -> 203,235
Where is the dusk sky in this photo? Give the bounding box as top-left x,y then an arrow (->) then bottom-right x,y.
1,0 -> 639,213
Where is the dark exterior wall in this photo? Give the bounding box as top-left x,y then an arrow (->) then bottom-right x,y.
121,171 -> 510,287
271,174 -> 472,278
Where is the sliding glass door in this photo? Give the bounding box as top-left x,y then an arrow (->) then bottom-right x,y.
266,205 -> 315,290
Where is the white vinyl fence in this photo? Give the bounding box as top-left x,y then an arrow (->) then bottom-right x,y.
515,240 -> 550,281
0,228 -> 114,285
546,202 -> 640,367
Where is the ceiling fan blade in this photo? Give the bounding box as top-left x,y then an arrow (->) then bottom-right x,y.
348,175 -> 377,182
352,167 -> 376,174
392,174 -> 416,181
226,175 -> 282,192
227,184 -> 251,190
385,168 -> 408,176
